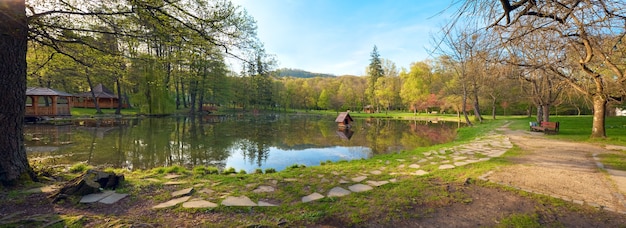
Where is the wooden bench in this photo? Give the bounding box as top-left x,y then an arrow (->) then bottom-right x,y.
530,121 -> 560,134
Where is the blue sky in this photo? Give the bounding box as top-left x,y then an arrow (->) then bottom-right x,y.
231,0 -> 456,76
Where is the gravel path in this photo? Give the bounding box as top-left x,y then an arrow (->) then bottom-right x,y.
485,125 -> 626,212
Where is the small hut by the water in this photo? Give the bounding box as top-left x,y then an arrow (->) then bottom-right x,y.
26,87 -> 73,119
335,112 -> 354,129
363,105 -> 374,113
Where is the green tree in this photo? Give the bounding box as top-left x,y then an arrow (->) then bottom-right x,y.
366,45 -> 384,111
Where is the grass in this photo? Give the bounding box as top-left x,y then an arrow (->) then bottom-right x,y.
12,114 -> 626,226
70,107 -> 140,116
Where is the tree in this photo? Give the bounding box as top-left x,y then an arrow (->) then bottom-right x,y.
459,0 -> 626,137
366,45 -> 384,111
0,0 -> 260,185
400,62 -> 431,114
0,0 -> 34,185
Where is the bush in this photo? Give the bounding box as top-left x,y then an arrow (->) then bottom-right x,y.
193,166 -> 219,175
264,168 -> 276,174
222,167 -> 237,175
69,163 -> 91,173
239,169 -> 247,174
254,168 -> 264,174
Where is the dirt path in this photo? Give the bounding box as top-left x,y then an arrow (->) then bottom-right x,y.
485,124 -> 626,212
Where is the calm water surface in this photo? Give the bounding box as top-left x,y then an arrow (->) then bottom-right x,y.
25,114 -> 459,172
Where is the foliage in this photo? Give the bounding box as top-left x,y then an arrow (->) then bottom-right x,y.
68,163 -> 92,173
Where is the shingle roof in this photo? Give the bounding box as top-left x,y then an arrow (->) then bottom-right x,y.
74,84 -> 118,99
335,112 -> 353,123
26,87 -> 73,97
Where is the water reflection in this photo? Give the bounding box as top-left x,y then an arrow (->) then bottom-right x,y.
25,114 -> 458,172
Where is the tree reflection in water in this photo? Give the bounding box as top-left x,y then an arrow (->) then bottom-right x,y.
25,114 -> 459,172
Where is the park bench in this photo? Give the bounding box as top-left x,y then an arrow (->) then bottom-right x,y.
530,121 -> 560,134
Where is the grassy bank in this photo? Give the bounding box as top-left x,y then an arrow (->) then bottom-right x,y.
7,115 -> 625,227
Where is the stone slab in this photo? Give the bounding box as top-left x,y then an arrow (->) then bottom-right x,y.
252,186 -> 275,193
366,180 -> 389,187
164,181 -> 187,185
408,164 -> 420,169
99,193 -> 129,204
439,164 -> 455,170
412,170 -> 429,176
182,199 -> 218,208
327,187 -> 351,197
164,174 -> 182,179
153,196 -> 191,209
349,184 -> 373,193
257,201 -> 278,206
172,187 -> 194,197
302,192 -> 324,203
25,185 -> 59,194
80,190 -> 115,203
198,188 -> 215,194
370,170 -> 382,175
351,176 -> 367,182
221,196 -> 257,206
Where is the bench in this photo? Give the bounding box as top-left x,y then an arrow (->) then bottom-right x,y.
530,121 -> 560,134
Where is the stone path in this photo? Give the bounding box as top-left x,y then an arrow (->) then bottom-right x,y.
140,131 -> 514,209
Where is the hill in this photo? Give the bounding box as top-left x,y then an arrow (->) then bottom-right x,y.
275,68 -> 335,78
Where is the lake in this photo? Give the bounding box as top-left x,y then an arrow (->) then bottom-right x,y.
25,114 -> 459,172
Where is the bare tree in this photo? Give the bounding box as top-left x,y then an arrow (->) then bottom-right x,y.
457,0 -> 626,138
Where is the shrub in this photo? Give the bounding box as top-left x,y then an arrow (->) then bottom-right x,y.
264,168 -> 276,174
69,163 -> 91,173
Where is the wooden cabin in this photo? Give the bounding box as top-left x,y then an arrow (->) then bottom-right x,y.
26,87 -> 73,119
73,84 -> 127,109
335,112 -> 354,129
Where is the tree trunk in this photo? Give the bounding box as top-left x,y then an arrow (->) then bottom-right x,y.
115,76 -> 122,115
0,0 -> 35,185
472,83 -> 483,123
85,72 -> 103,114
461,78 -> 473,126
591,95 -> 607,138
491,95 -> 496,120
542,104 -> 550,123
536,105 -> 543,123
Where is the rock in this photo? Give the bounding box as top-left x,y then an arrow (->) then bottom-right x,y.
408,164 -> 420,169
99,193 -> 129,204
438,164 -> 455,170
253,186 -> 275,193
182,199 -> 218,208
302,192 -> 324,203
351,176 -> 367,182
257,201 -> 278,206
412,170 -> 429,176
153,196 -> 191,209
222,196 -> 257,206
370,170 -> 382,175
366,180 -> 389,187
164,174 -> 182,179
172,187 -> 194,197
198,188 -> 215,194
164,181 -> 187,185
327,187 -> 351,197
348,184 -> 373,192
80,190 -> 115,203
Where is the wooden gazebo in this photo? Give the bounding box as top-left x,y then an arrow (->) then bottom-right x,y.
25,87 -> 73,118
72,84 -> 127,109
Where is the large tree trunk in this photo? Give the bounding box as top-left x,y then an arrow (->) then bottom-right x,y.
0,0 -> 34,185
591,94 -> 607,138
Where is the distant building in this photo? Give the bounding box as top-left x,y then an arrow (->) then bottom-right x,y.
616,107 -> 626,116
25,87 -> 73,119
363,105 -> 374,114
335,112 -> 354,129
73,84 -> 127,109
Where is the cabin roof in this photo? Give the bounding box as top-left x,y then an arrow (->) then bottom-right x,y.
74,84 -> 118,98
335,112 -> 353,123
26,87 -> 73,97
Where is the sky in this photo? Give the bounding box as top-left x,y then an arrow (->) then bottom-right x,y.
230,0 -> 457,76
